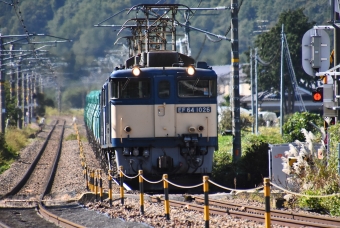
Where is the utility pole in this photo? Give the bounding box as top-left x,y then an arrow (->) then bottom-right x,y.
28,72 -> 32,123
334,0 -> 340,122
231,0 -> 241,161
22,73 -> 27,126
255,48 -> 258,134
250,49 -> 254,133
17,55 -> 22,128
280,24 -> 285,135
0,33 -> 5,133
9,44 -> 15,99
32,71 -> 36,121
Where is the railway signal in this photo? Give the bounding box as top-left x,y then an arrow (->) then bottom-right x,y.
312,87 -> 323,102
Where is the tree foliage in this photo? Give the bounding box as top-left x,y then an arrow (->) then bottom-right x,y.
218,109 -> 253,133
0,1 -> 330,72
283,112 -> 323,142
243,8 -> 316,113
4,82 -> 20,126
0,1 -> 331,110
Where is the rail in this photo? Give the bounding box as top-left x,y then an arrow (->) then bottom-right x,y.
1,120 -> 85,228
1,121 -> 58,199
74,123 -> 340,227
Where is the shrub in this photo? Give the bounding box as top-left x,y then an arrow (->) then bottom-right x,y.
212,134 -> 233,180
283,112 -> 323,142
0,125 -> 38,174
239,129 -> 285,187
281,127 -> 340,215
212,127 -> 285,189
218,109 -> 253,134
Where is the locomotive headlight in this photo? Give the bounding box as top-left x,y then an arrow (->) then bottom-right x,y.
132,66 -> 141,76
186,65 -> 195,76
133,147 -> 139,156
188,126 -> 196,133
124,126 -> 131,133
143,148 -> 150,157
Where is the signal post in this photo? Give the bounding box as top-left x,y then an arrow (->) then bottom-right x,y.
302,2 -> 340,132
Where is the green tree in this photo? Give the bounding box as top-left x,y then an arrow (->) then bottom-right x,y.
219,95 -> 230,106
4,81 -> 19,126
283,112 -> 323,142
243,8 -> 315,114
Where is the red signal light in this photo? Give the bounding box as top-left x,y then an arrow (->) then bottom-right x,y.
313,92 -> 322,101
312,87 -> 323,102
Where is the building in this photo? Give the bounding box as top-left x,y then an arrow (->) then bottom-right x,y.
212,65 -> 323,114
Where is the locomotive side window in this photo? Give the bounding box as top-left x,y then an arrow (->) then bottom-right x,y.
101,89 -> 106,107
111,79 -> 150,99
158,80 -> 170,98
178,79 -> 217,97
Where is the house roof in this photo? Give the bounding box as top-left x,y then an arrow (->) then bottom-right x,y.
240,91 -> 280,102
212,65 -> 248,83
240,90 -> 313,102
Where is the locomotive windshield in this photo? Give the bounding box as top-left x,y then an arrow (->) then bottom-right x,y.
111,78 -> 151,99
178,79 -> 217,97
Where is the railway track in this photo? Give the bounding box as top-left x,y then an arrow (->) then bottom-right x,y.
3,117 -> 339,227
0,120 -> 86,228
194,196 -> 340,227
150,195 -> 340,228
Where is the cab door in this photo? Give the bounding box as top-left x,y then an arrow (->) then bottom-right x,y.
154,76 -> 175,137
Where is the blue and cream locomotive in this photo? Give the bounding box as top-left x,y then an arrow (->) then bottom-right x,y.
85,4 -> 218,187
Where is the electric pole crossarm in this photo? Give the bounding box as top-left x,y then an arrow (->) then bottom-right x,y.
2,37 -> 29,46
14,40 -> 71,45
177,21 -> 231,41
1,34 -> 72,45
0,49 -> 48,53
1,53 -> 32,62
178,6 -> 231,10
94,6 -> 230,27
316,63 -> 340,76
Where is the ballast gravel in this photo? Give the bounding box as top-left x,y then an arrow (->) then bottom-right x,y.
0,115 -> 337,227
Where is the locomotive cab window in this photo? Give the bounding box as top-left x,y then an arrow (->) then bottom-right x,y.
111,78 -> 150,99
178,79 -> 216,97
158,80 -> 170,98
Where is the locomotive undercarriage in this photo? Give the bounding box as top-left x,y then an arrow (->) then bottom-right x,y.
86,127 -> 214,190
114,134 -> 214,178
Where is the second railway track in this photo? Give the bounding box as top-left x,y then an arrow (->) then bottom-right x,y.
0,119 -> 87,228
2,120 -> 63,200
0,118 -> 149,228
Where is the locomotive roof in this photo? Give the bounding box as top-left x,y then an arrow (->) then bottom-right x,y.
109,66 -> 217,79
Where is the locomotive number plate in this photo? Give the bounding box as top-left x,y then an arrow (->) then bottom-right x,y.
177,107 -> 211,113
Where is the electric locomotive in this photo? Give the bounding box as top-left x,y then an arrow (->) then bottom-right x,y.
85,4 -> 219,188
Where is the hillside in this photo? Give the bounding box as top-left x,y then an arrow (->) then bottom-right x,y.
0,0 -> 332,106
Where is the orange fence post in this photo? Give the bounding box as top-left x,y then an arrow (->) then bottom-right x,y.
264,178 -> 271,228
108,170 -> 112,207
203,176 -> 209,228
84,165 -> 88,190
95,170 -> 98,201
99,169 -> 103,202
163,174 -> 170,220
139,170 -> 144,215
120,166 -> 124,205
90,169 -> 93,192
